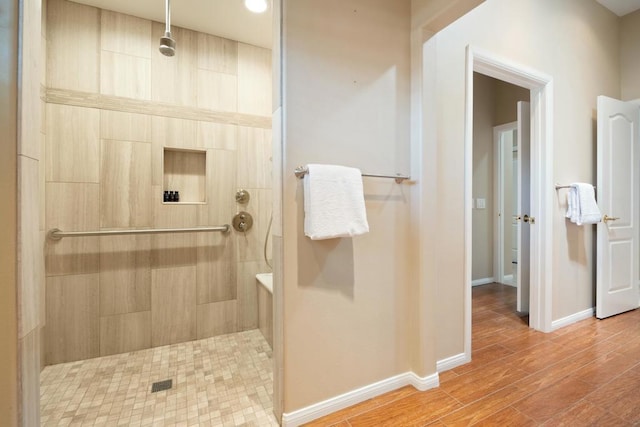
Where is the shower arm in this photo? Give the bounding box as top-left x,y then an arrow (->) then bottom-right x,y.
165,0 -> 171,35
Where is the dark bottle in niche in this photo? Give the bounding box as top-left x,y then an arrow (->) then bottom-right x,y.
164,190 -> 180,202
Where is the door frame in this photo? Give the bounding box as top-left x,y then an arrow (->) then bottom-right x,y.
493,121 -> 518,287
464,46 -> 554,360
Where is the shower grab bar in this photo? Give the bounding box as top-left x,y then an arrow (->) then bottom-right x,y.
47,225 -> 230,241
294,166 -> 410,184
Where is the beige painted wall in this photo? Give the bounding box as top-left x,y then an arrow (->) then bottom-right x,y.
472,73 -> 495,281
282,0 -> 413,412
0,0 -> 19,423
494,79 -> 530,125
621,9 -> 640,101
430,0 -> 620,360
44,0 -> 272,365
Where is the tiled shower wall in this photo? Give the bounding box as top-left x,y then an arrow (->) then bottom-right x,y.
44,0 -> 272,365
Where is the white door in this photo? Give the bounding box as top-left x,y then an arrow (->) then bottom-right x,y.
596,96 -> 640,319
517,101 -> 531,313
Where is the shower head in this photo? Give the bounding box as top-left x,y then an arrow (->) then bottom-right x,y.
159,31 -> 175,57
159,0 -> 175,57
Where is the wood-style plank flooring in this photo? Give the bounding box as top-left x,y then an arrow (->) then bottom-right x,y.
304,283 -> 640,426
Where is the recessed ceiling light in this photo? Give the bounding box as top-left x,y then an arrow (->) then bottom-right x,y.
244,0 -> 268,14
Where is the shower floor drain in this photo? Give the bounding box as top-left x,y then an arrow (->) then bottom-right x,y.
151,379 -> 172,393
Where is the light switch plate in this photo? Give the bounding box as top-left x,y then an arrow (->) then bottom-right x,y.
477,198 -> 486,209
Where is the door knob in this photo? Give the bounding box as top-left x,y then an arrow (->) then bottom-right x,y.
523,214 -> 536,224
603,214 -> 619,223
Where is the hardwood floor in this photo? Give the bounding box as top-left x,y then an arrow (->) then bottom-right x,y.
304,283 -> 640,426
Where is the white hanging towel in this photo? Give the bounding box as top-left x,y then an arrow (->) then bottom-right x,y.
303,164 -> 369,240
566,183 -> 601,225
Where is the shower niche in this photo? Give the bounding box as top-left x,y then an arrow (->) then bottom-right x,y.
163,148 -> 206,204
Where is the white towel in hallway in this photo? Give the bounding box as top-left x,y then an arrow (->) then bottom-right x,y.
566,183 -> 601,225
303,164 -> 369,240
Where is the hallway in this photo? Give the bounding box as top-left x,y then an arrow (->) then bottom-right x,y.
306,283 -> 640,426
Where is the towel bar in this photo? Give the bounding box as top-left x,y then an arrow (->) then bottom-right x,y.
294,166 -> 410,184
555,183 -> 596,190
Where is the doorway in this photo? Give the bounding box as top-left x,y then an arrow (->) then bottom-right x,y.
472,72 -> 529,322
464,47 -> 555,360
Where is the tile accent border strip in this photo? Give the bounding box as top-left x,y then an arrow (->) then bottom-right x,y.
281,371 -> 439,427
44,87 -> 272,129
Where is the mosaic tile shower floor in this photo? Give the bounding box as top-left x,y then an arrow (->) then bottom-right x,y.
40,330 -> 278,426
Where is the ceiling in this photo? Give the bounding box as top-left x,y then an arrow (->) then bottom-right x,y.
70,0 -> 640,49
71,0 -> 273,48
596,0 -> 640,16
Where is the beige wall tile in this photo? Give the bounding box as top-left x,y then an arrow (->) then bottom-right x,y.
152,185 -> 198,229
271,108 -> 282,237
101,10 -> 151,58
258,285 -> 273,348
45,237 -> 99,277
236,189 -> 272,263
100,110 -> 152,142
41,13 -> 47,87
197,33 -> 238,75
99,235 -> 151,316
196,300 -> 237,339
196,69 -> 237,112
40,99 -> 46,134
45,182 -> 100,276
237,260 -> 269,331
151,23 -> 197,106
198,149 -> 236,227
19,328 -> 40,426
39,132 -> 45,231
100,311 -> 151,356
237,43 -> 272,117
151,266 -> 196,346
47,0 -> 100,92
196,122 -> 237,151
45,273 -> 100,364
39,232 -> 46,328
19,0 -> 42,160
18,156 -> 42,338
45,182 -> 99,231
237,127 -> 272,189
163,149 -> 206,203
151,116 -> 198,186
151,116 -> 199,145
151,233 -> 197,269
100,139 -> 152,228
41,0 -> 47,38
196,232 -> 236,305
100,51 -> 151,100
46,104 -> 100,183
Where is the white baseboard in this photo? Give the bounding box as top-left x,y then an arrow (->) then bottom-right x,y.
551,307 -> 595,331
502,275 -> 515,287
281,371 -> 439,427
436,352 -> 469,372
472,277 -> 494,287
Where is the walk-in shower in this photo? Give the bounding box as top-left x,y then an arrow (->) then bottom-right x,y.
40,0 -> 275,424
